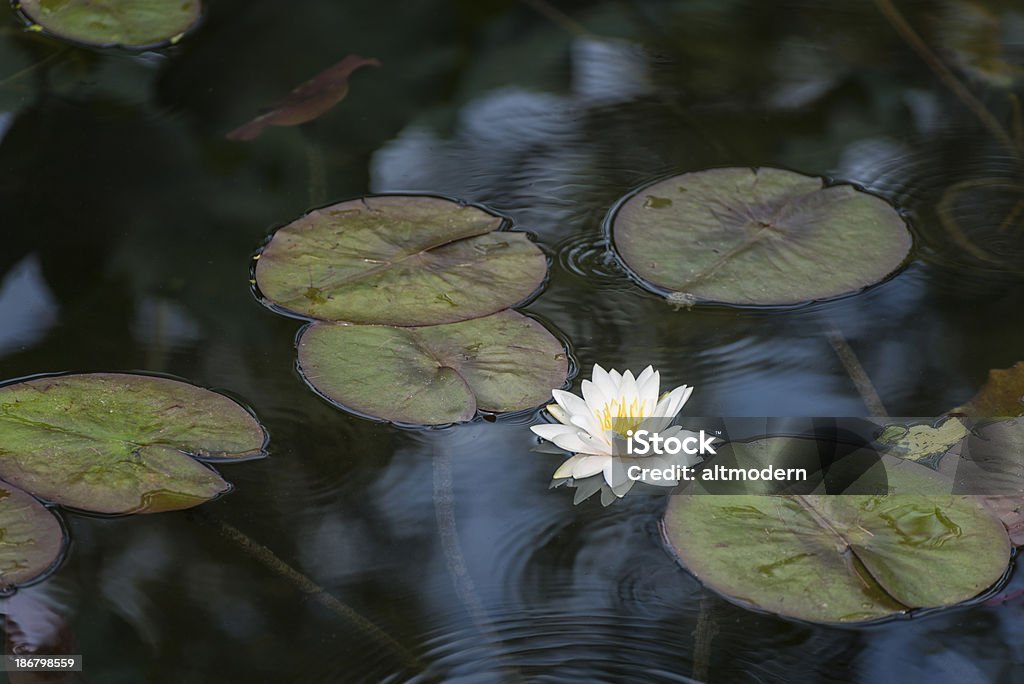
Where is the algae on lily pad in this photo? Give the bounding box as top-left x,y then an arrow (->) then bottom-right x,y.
611,167 -> 913,306
18,0 -> 202,49
297,310 -> 569,425
0,373 -> 267,515
0,480 -> 63,589
663,438 -> 1010,623
254,195 -> 547,326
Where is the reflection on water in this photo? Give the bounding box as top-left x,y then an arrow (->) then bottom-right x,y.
1,0 -> 1024,681
0,256 -> 58,356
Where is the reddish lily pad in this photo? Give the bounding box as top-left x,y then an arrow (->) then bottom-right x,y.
0,481 -> 63,590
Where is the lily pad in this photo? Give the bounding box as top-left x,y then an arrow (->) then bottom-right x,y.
610,167 -> 913,306
663,438 -> 1010,623
254,195 -> 547,326
877,418 -> 970,463
0,481 -> 63,589
0,373 -> 267,514
297,310 -> 568,425
955,361 -> 1024,417
18,0 -> 202,49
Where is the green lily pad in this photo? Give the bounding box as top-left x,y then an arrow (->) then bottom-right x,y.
297,310 -> 569,425
877,418 -> 971,463
0,480 -> 63,589
611,167 -> 913,306
254,195 -> 547,326
0,373 -> 267,514
18,0 -> 202,49
663,438 -> 1010,623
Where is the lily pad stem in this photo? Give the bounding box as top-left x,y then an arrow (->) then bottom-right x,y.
196,512 -> 424,673
691,597 -> 718,682
433,451 -> 525,681
874,0 -> 1017,154
824,323 -> 888,418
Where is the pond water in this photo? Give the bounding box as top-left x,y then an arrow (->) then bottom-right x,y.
1,0 -> 1024,681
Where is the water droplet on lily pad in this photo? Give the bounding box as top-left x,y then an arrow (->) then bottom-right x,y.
296,310 -> 569,426
18,0 -> 202,49
0,373 -> 267,515
611,167 -> 913,306
255,195 -> 548,326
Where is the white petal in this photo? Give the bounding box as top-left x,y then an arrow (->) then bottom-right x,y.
551,389 -> 590,419
573,477 -> 603,504
532,424 -> 602,454
608,368 -> 622,385
636,365 -> 655,387
578,430 -> 613,455
531,423 -> 577,441
638,370 -> 660,411
581,379 -> 609,416
611,476 -> 636,497
553,455 -> 585,479
569,413 -> 606,442
659,425 -> 684,438
619,370 -> 640,410
573,455 -> 608,478
547,404 -> 572,426
592,368 -> 619,406
656,385 -> 693,419
644,415 -> 672,433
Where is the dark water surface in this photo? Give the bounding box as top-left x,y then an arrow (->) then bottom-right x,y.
2,0 -> 1024,681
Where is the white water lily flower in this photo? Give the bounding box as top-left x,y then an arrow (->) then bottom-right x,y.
531,364 -> 696,496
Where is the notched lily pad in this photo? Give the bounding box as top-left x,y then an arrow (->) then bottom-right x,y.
663,438 -> 1010,623
0,373 -> 267,514
254,195 -> 547,326
611,167 -> 913,306
297,310 -> 569,425
0,481 -> 63,589
18,0 -> 202,50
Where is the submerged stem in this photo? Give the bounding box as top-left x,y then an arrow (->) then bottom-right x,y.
433,451 -> 525,681
0,49 -> 65,89
691,596 -> 718,682
874,0 -> 1017,154
824,324 -> 888,418
197,513 -> 424,673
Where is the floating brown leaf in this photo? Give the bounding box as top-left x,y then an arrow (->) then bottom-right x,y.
955,361 -> 1024,417
227,54 -> 380,141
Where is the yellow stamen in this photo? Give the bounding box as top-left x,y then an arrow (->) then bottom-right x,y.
596,396 -> 648,434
